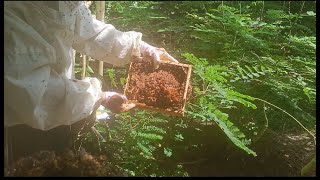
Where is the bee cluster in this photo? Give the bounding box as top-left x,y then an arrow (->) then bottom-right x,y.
125,56 -> 189,113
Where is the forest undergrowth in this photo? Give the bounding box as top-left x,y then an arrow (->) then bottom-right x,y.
30,1 -> 317,177
71,1 -> 317,177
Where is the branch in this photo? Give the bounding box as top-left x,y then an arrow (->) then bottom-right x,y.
178,158 -> 208,165
253,103 -> 269,143
253,97 -> 316,145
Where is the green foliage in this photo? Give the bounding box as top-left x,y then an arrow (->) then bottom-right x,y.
164,148 -> 172,157
174,2 -> 316,130
230,65 -> 274,82
106,68 -> 118,88
301,156 -> 316,176
80,111 -> 189,176
78,1 -> 316,176
183,53 -> 257,156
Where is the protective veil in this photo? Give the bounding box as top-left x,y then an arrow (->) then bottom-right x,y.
4,1 -> 142,131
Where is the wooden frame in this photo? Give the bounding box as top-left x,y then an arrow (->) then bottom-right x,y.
124,60 -> 192,117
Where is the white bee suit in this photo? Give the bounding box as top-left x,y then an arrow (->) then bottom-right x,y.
4,1 -> 142,131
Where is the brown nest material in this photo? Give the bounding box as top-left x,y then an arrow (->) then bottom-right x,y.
125,56 -> 192,115
5,149 -> 125,177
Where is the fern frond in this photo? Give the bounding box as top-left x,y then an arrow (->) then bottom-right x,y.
142,125 -> 166,134
209,109 -> 257,156
231,65 -> 273,82
137,142 -> 153,158
145,117 -> 168,124
225,89 -> 257,109
136,132 -> 163,141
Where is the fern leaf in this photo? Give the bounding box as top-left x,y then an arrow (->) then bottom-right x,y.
142,125 -> 166,134
236,65 -> 248,80
260,66 -> 266,75
146,117 -> 168,124
241,67 -> 253,79
210,109 -> 257,157
137,132 -> 163,140
253,66 -> 263,75
225,90 -> 257,109
245,65 -> 260,77
137,142 -> 153,158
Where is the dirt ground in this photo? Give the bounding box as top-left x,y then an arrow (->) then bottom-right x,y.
183,129 -> 316,177
4,148 -> 124,177
5,126 -> 315,177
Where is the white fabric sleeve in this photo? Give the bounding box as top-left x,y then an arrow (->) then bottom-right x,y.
4,1 -> 143,131
5,69 -> 104,131
4,2 -> 104,130
72,3 -> 142,66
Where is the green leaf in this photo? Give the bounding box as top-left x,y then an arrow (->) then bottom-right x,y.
137,132 -> 163,140
164,148 -> 173,157
175,133 -> 184,142
226,89 -> 255,101
306,11 -> 316,16
245,65 -> 260,77
106,68 -> 118,88
148,16 -> 168,19
211,110 -> 257,156
137,142 -> 153,159
87,65 -> 94,74
237,65 -> 248,80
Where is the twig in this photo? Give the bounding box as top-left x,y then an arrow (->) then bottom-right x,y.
91,126 -> 106,142
288,1 -> 292,36
178,158 -> 208,165
250,51 -> 265,65
260,1 -> 265,21
90,125 -> 107,152
4,127 -> 9,168
108,17 -> 124,21
253,97 -> 316,145
253,103 -> 269,143
77,137 -> 84,152
129,116 -> 132,129
203,4 -> 208,14
221,1 -> 224,15
294,1 -> 305,25
232,32 -> 238,48
131,121 -> 141,130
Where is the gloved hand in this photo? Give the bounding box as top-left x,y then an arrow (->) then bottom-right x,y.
69,92 -> 135,141
100,92 -> 136,113
139,41 -> 179,69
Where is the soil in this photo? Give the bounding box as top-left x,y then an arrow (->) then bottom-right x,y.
181,128 -> 316,177
5,148 -> 125,177
125,56 -> 191,114
5,128 -> 315,177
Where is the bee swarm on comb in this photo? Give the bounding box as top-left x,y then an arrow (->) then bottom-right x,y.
124,56 -> 192,116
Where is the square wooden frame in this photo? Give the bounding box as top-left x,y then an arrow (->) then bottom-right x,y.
124,61 -> 192,116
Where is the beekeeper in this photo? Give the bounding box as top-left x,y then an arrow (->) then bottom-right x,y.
4,1 -> 178,163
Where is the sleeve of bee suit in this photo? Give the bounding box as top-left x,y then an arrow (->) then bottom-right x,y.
72,2 -> 142,66
4,1 -> 108,131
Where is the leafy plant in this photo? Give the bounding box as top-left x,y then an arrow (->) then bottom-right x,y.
183,52 -> 257,156
106,68 -> 118,88
77,1 -> 316,176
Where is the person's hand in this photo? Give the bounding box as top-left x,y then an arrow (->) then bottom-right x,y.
139,41 -> 179,69
100,92 -> 136,113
